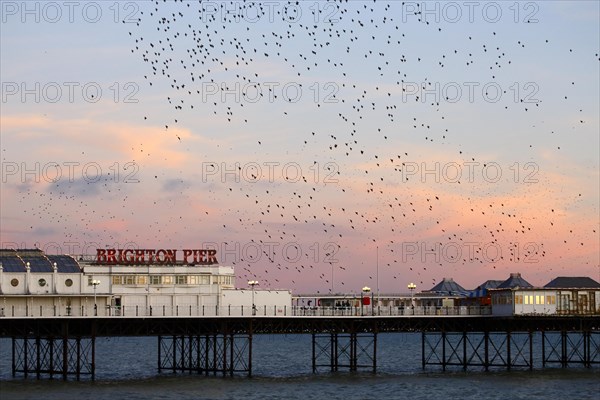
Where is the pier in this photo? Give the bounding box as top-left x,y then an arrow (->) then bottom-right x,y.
1,314 -> 599,379
2,250 -> 599,380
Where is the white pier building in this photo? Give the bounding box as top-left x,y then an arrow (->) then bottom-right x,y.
0,248 -> 291,317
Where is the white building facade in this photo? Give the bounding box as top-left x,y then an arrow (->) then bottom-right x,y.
491,287 -> 600,316
0,248 -> 291,317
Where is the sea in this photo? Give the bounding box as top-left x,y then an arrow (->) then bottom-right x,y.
0,333 -> 598,400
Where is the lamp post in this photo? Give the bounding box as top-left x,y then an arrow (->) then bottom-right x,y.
361,286 -> 371,316
407,282 -> 416,314
92,279 -> 100,316
248,280 -> 258,316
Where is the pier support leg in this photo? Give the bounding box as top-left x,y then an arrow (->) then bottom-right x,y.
542,330 -> 592,368
157,334 -> 251,377
311,332 -> 376,373
11,336 -> 94,380
422,331 -> 530,371
484,331 -> 489,371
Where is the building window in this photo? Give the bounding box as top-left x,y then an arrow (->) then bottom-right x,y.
150,275 -> 161,285
38,278 -> 46,287
547,295 -> 556,305
65,279 -> 73,287
10,278 -> 19,287
215,275 -> 233,285
124,275 -> 135,285
136,276 -> 147,285
176,275 -> 187,285
188,275 -> 210,285
112,276 -> 122,285
515,295 -> 523,304
535,295 -> 544,305
162,276 -> 173,285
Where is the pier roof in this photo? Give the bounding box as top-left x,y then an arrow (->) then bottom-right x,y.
0,249 -> 81,273
544,277 -> 600,289
469,280 -> 504,298
497,273 -> 532,289
427,278 -> 468,296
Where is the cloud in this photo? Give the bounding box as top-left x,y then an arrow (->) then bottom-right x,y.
1,114 -> 211,169
46,176 -> 102,197
161,178 -> 190,192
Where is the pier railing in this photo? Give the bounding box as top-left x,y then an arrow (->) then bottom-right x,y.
0,304 -> 492,318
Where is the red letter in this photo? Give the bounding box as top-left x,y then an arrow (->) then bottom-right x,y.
106,249 -> 116,264
124,249 -> 134,263
135,249 -> 145,264
183,249 -> 192,264
207,249 -> 218,264
96,249 -> 106,263
165,249 -> 177,264
146,249 -> 156,263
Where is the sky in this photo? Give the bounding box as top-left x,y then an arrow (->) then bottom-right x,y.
1,1 -> 599,294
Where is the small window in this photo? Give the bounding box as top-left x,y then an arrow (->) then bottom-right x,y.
65,279 -> 73,287
515,295 -> 523,304
11,278 -> 19,287
38,278 -> 46,287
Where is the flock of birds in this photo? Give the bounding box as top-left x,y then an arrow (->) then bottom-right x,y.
16,1 -> 599,292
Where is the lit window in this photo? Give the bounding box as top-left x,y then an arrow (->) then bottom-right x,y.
162,276 -> 173,285
137,276 -> 147,285
216,275 -> 233,285
125,276 -> 135,285
112,276 -> 122,285
515,295 -> 523,304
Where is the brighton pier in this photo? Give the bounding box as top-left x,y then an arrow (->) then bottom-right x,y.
0,248 -> 599,380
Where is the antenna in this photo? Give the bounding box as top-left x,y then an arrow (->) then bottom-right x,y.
376,246 -> 379,307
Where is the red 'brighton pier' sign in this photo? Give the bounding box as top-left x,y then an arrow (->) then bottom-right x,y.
95,248 -> 218,265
